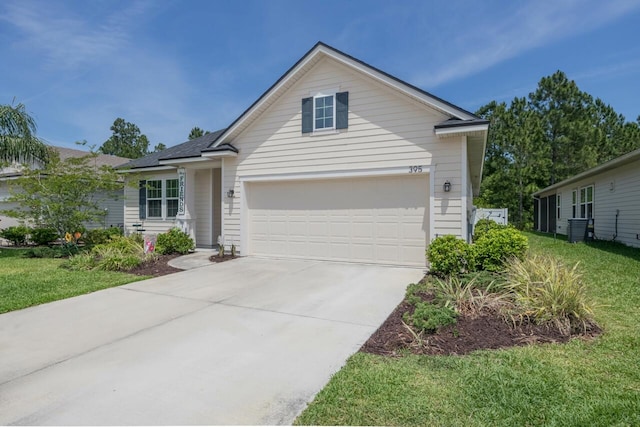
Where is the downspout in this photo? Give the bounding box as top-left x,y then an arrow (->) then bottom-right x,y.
613,209 -> 619,241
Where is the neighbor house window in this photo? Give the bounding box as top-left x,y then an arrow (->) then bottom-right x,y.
314,94 -> 334,130
166,179 -> 179,218
147,180 -> 162,218
557,194 -> 561,219
580,185 -> 594,218
572,190 -> 577,218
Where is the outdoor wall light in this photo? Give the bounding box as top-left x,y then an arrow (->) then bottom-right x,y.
443,180 -> 451,192
226,189 -> 235,198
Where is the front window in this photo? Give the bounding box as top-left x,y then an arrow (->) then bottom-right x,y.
166,179 -> 179,218
572,190 -> 577,218
314,95 -> 334,130
557,194 -> 561,219
147,180 -> 162,218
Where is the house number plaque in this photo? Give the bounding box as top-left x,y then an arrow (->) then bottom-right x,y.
178,167 -> 186,215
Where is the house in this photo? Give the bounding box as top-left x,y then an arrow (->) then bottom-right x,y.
119,42 -> 489,267
0,146 -> 129,230
533,147 -> 640,248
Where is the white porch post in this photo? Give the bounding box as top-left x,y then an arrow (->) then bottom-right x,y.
176,167 -> 197,242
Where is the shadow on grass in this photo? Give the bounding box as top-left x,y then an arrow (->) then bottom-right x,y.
527,230 -> 640,262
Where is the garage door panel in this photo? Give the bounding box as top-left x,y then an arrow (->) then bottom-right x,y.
247,175 -> 428,266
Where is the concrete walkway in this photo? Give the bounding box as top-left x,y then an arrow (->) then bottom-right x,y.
0,257 -> 424,425
168,248 -> 218,270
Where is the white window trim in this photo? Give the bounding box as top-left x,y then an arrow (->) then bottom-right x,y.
146,178 -> 180,220
312,92 -> 336,132
579,185 -> 594,219
166,178 -> 179,219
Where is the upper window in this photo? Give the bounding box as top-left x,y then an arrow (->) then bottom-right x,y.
301,91 -> 348,133
314,95 -> 334,130
147,180 -> 162,218
579,185 -> 594,218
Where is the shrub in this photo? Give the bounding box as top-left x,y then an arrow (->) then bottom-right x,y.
62,253 -> 97,270
82,227 -> 123,245
474,227 -> 528,272
473,218 -> 505,242
505,254 -> 596,334
0,225 -> 31,246
24,247 -> 68,258
405,302 -> 457,332
426,235 -> 475,277
64,235 -> 154,271
156,228 -> 195,255
30,227 -> 59,246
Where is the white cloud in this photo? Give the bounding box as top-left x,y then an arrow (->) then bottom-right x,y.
411,0 -> 640,88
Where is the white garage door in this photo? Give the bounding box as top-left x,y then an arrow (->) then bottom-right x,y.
246,174 -> 428,266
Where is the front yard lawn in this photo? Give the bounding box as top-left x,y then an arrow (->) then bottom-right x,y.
0,248 -> 147,313
295,232 -> 640,426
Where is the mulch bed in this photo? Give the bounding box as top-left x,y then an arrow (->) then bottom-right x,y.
126,254 -> 183,277
361,284 -> 601,357
208,254 -> 239,263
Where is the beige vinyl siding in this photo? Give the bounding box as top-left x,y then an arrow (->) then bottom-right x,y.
222,56 -> 464,253
195,169 -> 212,247
544,160 -> 640,248
124,171 -> 178,236
85,190 -> 124,230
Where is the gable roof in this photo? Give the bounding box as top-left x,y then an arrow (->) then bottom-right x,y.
121,41 -> 488,180
211,41 -> 485,148
119,129 -> 227,169
534,148 -> 640,196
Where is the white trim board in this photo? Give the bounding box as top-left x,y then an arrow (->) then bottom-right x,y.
239,166 -> 431,183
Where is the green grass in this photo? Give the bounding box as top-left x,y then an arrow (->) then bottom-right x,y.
0,248 -> 147,313
295,232 -> 640,426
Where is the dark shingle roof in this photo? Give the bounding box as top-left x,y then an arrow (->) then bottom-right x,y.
119,129 -> 227,169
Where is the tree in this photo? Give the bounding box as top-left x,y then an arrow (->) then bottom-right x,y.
477,69 -> 640,229
100,118 -> 150,159
0,103 -> 50,165
153,143 -> 167,152
1,151 -> 122,239
188,127 -> 210,140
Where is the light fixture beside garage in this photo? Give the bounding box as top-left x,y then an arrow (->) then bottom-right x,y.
227,189 -> 235,198
443,180 -> 451,192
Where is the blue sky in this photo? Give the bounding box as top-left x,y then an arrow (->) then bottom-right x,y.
1,0 -> 640,150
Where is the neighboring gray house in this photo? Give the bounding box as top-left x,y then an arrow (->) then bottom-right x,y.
119,42 -> 489,267
0,147 -> 129,230
534,148 -> 640,248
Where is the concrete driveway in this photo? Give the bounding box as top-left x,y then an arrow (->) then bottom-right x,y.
0,257 -> 423,425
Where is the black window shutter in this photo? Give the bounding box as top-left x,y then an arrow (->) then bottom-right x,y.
139,180 -> 146,219
301,97 -> 313,133
336,91 -> 349,129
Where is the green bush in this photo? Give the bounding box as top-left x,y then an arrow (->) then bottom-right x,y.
505,254 -> 596,334
64,235 -> 154,271
473,218 -> 505,242
61,253 -> 97,270
474,227 -> 529,272
82,227 -> 123,245
0,226 -> 31,246
406,302 -> 457,332
426,235 -> 475,277
30,227 -> 59,246
156,228 -> 195,255
24,247 -> 69,258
